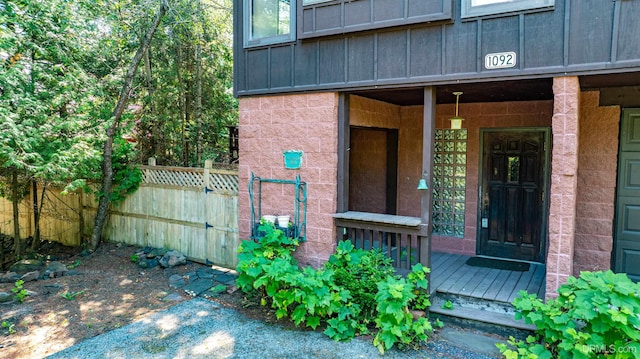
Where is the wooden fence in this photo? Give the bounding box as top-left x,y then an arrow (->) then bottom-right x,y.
0,161 -> 240,268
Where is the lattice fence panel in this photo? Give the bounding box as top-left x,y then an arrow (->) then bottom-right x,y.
208,172 -> 239,193
142,166 -> 205,188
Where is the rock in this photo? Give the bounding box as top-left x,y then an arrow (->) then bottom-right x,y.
226,285 -> 238,294
183,279 -> 214,297
196,268 -> 215,279
161,293 -> 184,302
0,292 -> 13,303
410,310 -> 426,320
137,258 -> 159,269
0,272 -> 20,283
168,275 -> 186,289
9,259 -> 44,274
146,248 -> 166,259
79,249 -> 93,257
20,271 -> 40,282
44,261 -> 68,278
42,284 -> 64,295
159,250 -> 187,268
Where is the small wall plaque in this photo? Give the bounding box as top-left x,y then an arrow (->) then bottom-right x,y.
283,150 -> 303,169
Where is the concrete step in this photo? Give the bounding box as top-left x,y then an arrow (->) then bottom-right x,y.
429,292 -> 536,339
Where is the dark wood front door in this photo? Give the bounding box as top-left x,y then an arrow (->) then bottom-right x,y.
478,129 -> 549,262
614,109 -> 640,282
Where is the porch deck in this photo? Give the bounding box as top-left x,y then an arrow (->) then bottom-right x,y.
430,252 -> 546,303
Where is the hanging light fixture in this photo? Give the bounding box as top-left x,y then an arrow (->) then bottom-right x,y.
449,91 -> 464,130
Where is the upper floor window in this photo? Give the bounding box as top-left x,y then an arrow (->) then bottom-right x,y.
244,0 -> 295,47
461,0 -> 554,18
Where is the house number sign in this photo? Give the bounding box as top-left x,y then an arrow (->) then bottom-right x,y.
484,51 -> 516,69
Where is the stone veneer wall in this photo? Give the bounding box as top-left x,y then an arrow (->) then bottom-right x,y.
574,91 -> 620,275
238,93 -> 339,267
547,77 -> 581,298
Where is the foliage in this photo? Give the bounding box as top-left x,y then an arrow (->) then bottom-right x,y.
236,230 -> 437,353
1,321 -> 16,336
132,0 -> 238,166
498,270 -> 640,359
60,290 -> 85,301
373,264 -> 434,354
130,254 -> 139,263
325,240 -> 395,320
11,280 -> 28,303
441,300 -> 454,310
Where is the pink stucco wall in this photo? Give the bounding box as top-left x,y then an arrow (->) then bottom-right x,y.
238,93 -> 339,267
574,91 -> 620,275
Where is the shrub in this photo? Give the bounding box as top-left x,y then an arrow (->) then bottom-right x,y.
373,263 -> 433,354
498,270 -> 640,359
236,231 -> 437,353
325,240 -> 395,321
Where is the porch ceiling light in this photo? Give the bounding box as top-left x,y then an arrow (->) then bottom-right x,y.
449,92 -> 464,130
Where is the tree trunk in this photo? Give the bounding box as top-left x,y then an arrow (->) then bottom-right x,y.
195,2 -> 203,165
31,181 -> 42,251
90,0 -> 168,251
12,168 -> 22,258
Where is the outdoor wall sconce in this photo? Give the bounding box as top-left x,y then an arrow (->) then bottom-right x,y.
449,91 -> 464,130
417,171 -> 428,190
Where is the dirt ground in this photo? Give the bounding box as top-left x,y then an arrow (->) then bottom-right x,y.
0,241 -> 250,359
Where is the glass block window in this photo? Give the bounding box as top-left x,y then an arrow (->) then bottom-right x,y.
432,129 -> 467,237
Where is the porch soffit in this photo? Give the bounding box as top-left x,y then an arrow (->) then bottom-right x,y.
351,78 -> 554,106
352,71 -> 640,107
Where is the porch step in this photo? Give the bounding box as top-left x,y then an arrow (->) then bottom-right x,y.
429,292 -> 536,339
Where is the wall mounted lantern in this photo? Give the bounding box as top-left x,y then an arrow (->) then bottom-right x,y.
417,171 -> 428,190
449,91 -> 464,130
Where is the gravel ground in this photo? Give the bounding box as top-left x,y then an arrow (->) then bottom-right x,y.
45,298 -> 501,359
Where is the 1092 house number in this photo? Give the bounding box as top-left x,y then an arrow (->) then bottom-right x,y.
485,51 -> 516,69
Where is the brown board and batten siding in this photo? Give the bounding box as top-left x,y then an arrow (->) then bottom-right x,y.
234,0 -> 640,96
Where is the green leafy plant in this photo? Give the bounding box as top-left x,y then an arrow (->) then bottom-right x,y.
236,231 -> 437,352
1,321 -> 16,335
130,254 -> 139,263
441,300 -> 454,310
325,241 -> 395,320
12,280 -> 28,303
60,290 -> 85,301
498,270 -> 640,359
373,264 -> 433,354
210,284 -> 227,294
67,259 -> 81,269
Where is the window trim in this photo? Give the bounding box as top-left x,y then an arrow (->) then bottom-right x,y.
302,0 -> 332,5
243,0 -> 296,48
461,0 -> 554,19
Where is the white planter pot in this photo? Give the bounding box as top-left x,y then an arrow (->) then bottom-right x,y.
262,215 -> 276,225
277,215 -> 290,228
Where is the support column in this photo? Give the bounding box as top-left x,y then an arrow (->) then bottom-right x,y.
546,76 -> 580,299
420,87 -> 436,272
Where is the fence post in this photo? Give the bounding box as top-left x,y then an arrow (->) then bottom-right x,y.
204,159 -> 212,191
146,157 -> 156,184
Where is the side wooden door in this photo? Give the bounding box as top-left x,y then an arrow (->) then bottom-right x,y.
614,109 -> 640,282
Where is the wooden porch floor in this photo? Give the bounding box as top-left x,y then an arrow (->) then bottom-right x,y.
430,252 -> 546,303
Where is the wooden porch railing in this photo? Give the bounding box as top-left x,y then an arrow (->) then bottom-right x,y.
333,211 -> 430,271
